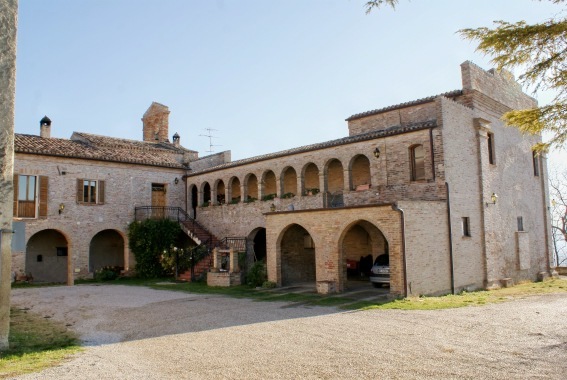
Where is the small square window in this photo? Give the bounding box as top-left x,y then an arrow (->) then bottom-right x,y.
462,217 -> 471,237
517,217 -> 524,232
56,247 -> 68,257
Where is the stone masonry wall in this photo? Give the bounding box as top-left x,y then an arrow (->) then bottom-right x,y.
348,102 -> 437,136
12,153 -> 185,281
439,96 -> 485,291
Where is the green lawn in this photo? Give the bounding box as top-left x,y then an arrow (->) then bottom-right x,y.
0,308 -> 81,379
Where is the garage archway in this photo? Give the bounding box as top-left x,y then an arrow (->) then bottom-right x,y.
339,220 -> 389,290
279,224 -> 316,286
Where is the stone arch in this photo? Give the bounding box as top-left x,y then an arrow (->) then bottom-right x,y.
201,181 -> 211,205
25,229 -> 70,283
215,179 -> 226,204
89,229 -> 125,273
325,158 -> 344,193
247,227 -> 267,263
349,154 -> 371,189
338,220 -> 389,290
189,184 -> 198,218
229,176 -> 241,203
245,173 -> 259,200
281,166 -> 298,196
302,162 -> 320,195
277,223 -> 316,286
262,170 -> 277,199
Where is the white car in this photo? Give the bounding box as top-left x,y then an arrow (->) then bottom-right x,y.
369,254 -> 389,288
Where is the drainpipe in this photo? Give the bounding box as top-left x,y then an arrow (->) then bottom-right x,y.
391,203 -> 408,297
429,128 -> 436,181
445,182 -> 455,294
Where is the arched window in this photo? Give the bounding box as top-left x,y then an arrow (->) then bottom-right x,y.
410,145 -> 425,181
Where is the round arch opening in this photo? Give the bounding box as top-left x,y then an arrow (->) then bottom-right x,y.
340,220 -> 389,290
279,224 -> 316,286
89,229 -> 125,273
25,229 -> 69,283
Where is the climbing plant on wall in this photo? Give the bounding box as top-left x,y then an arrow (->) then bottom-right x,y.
128,219 -> 181,278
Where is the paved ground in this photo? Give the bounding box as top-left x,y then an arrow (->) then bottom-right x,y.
7,285 -> 567,379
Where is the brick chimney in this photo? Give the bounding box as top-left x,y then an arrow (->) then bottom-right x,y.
142,102 -> 170,142
40,116 -> 51,138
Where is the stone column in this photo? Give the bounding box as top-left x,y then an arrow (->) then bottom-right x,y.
229,248 -> 239,273
211,248 -> 220,272
0,0 -> 18,351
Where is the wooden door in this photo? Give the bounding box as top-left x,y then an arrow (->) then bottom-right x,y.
151,184 -> 166,218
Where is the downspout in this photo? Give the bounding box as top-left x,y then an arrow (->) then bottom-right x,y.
445,182 -> 455,294
391,203 -> 408,297
539,154 -> 552,274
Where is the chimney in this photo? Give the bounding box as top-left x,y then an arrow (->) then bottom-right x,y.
141,102 -> 170,142
40,116 -> 51,138
173,132 -> 180,147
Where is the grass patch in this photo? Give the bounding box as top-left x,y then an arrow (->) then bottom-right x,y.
0,308 -> 81,379
353,278 -> 567,311
83,276 -> 567,311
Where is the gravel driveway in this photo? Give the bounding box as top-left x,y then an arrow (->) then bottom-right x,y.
7,285 -> 567,379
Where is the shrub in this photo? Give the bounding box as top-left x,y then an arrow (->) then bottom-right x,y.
247,260 -> 267,287
262,280 -> 276,289
128,219 -> 181,278
94,266 -> 121,281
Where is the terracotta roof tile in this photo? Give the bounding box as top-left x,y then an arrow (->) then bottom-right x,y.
15,133 -> 191,168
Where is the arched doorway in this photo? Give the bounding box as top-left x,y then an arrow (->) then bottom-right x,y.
190,184 -> 198,218
340,220 -> 388,290
202,182 -> 211,205
249,227 -> 267,261
279,224 -> 316,286
25,229 -> 69,283
89,229 -> 125,273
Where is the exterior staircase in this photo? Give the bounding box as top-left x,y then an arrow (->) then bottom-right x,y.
134,206 -> 246,282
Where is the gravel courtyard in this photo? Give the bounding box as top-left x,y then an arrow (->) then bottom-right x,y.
7,285 -> 567,379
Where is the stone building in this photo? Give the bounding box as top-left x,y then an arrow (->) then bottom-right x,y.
11,62 -> 554,296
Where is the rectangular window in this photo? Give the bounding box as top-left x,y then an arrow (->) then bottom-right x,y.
532,151 -> 540,177
13,174 -> 49,219
462,217 -> 471,237
77,179 -> 105,204
17,175 -> 36,218
410,145 -> 425,181
517,216 -> 524,232
487,132 -> 495,165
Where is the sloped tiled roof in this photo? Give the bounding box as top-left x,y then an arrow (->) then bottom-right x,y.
346,90 -> 463,121
188,120 -> 437,176
15,133 -> 192,168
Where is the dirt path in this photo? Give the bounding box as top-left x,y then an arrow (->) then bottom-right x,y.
8,285 -> 567,379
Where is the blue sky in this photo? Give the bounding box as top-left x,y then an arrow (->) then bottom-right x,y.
15,0 -> 565,166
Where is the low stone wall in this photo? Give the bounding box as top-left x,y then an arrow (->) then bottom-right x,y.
207,272 -> 242,287
556,267 -> 567,276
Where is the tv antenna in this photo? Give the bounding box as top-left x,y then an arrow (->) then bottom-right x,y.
199,128 -> 222,153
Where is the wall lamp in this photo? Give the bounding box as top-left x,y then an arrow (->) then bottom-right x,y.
59,203 -> 65,214
174,177 -> 179,185
485,193 -> 498,207
373,147 -> 380,158
270,203 -> 276,212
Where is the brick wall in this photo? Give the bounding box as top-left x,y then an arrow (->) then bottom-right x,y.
12,153 -> 185,281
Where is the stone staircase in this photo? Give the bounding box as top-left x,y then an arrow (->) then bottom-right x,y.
178,219 -> 225,281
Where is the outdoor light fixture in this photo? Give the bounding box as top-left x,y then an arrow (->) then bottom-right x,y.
485,193 -> 498,207
59,203 -> 65,214
373,147 -> 380,158
270,203 -> 276,212
174,177 -> 179,185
